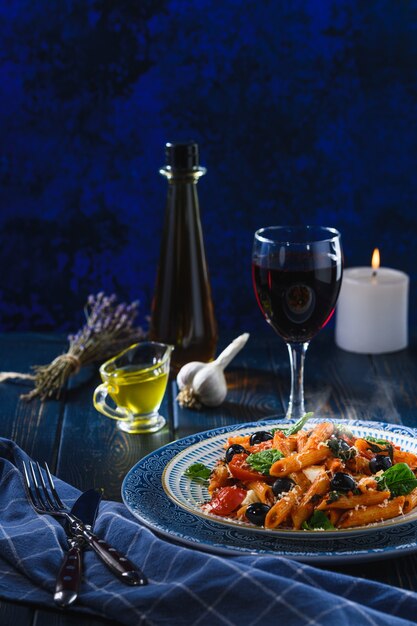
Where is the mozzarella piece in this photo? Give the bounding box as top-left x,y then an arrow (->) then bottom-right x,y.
241,489 -> 260,506
302,465 -> 323,483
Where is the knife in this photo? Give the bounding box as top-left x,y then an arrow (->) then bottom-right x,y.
57,487 -> 147,596
54,488 -> 102,607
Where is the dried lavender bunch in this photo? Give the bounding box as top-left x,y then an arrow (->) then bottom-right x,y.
22,292 -> 146,401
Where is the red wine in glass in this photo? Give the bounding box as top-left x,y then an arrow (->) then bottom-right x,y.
252,264 -> 342,343
252,226 -> 343,419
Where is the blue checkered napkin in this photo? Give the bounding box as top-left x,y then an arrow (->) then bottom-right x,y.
1,437 -> 417,626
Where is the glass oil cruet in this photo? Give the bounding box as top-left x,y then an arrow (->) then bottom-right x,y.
149,141 -> 218,373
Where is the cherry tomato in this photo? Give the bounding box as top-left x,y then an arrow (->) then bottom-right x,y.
228,453 -> 264,482
208,486 -> 247,516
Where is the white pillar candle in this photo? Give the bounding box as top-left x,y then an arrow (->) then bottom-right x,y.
335,267 -> 409,354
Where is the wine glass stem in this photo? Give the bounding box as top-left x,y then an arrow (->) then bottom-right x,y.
286,342 -> 309,419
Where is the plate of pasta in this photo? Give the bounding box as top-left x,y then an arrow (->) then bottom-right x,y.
122,418 -> 417,562
162,415 -> 417,537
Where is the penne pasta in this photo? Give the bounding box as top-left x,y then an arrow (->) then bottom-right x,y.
247,480 -> 275,505
290,471 -> 311,491
272,430 -> 292,456
354,438 -> 382,459
208,462 -> 231,495
287,434 -> 299,452
393,449 -> 417,470
224,435 -> 251,449
337,497 -> 405,529
265,485 -> 302,529
403,487 -> 417,514
299,422 -> 334,452
316,490 -> 391,510
296,429 -> 309,451
356,476 -> 378,493
292,470 -> 330,529
346,454 -> 372,476
325,457 -> 344,474
270,446 -> 330,477
328,509 -> 342,527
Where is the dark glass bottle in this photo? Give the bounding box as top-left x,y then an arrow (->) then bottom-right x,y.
149,141 -> 218,372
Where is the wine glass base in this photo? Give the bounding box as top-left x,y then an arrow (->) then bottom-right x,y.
116,414 -> 166,434
285,406 -> 306,421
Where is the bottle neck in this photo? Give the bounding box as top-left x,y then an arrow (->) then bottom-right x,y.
160,166 -> 206,184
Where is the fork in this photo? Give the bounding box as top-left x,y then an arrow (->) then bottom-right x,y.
22,461 -> 147,589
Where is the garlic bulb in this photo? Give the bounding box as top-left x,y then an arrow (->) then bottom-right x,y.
191,363 -> 228,407
176,361 -> 206,391
176,333 -> 249,409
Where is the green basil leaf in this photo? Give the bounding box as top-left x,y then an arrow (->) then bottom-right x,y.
377,475 -> 388,492
246,449 -> 284,475
302,510 -> 335,531
272,412 -> 314,437
376,462 -> 417,496
184,462 -> 211,482
365,436 -> 391,445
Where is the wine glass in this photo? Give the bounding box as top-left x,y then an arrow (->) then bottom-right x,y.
252,226 -> 343,420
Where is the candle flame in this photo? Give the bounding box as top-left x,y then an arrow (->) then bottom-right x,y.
371,248 -> 380,271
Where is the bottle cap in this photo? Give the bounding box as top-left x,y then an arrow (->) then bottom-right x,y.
165,142 -> 199,170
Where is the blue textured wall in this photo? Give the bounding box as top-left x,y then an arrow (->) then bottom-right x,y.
1,0 -> 416,335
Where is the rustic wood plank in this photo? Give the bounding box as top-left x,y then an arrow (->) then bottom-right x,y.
329,553 -> 417,592
0,333 -> 67,466
305,332 -> 379,421
0,599 -> 33,626
0,334 -> 72,626
273,329 -> 395,423
370,345 -> 417,428
171,327 -> 401,438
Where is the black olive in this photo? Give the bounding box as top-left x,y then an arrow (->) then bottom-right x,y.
369,455 -> 393,474
272,477 -> 295,497
245,502 -> 271,526
334,437 -> 350,452
225,444 -> 247,463
340,438 -> 350,450
330,472 -> 357,492
249,430 -> 274,446
327,436 -> 356,461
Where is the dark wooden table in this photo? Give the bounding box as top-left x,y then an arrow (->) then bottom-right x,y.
1,329 -> 417,626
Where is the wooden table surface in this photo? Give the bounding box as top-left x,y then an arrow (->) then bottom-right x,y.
1,330 -> 417,625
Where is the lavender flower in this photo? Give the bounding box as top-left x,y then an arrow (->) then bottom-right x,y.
22,293 -> 146,401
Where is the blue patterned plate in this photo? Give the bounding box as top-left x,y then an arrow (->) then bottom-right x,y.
122,419 -> 417,563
